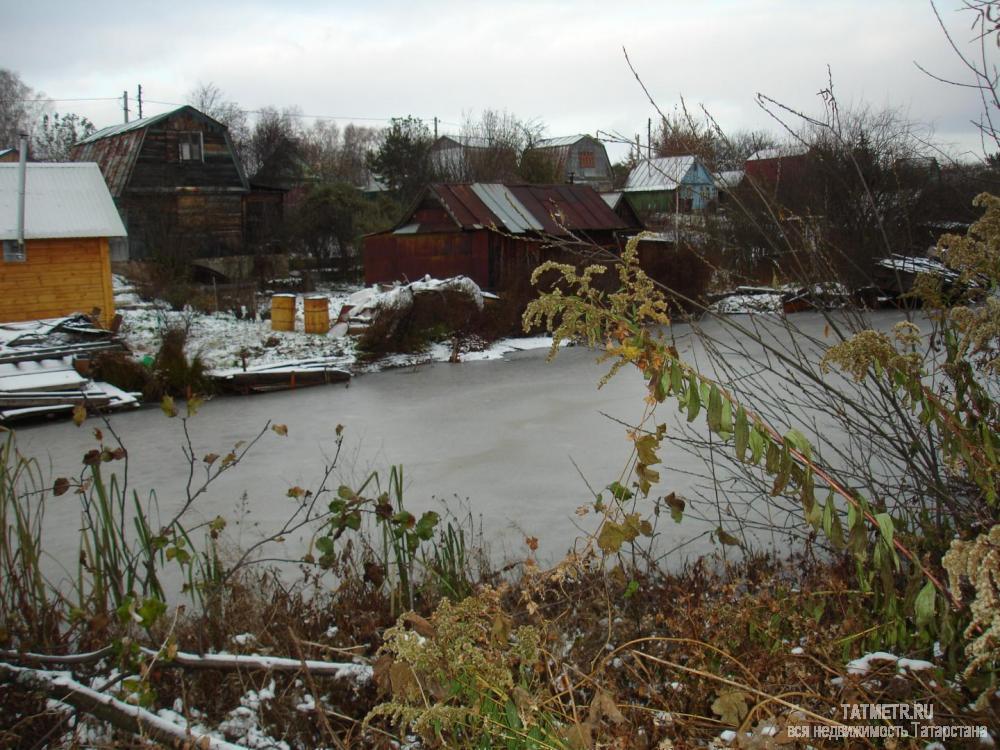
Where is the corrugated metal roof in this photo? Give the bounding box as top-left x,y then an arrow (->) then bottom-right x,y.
0,163 -> 126,240
76,107 -> 183,145
623,156 -> 695,192
470,184 -> 544,233
412,182 -> 626,236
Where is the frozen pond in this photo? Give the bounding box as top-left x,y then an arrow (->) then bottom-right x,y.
10,309 -> 912,588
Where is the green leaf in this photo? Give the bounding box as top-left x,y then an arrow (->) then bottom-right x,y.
822,492 -> 844,550
914,581 -> 936,628
415,510 -> 440,540
734,407 -> 749,461
624,579 -> 640,598
720,398 -> 733,435
315,536 -> 334,556
707,384 -> 723,433
670,361 -> 683,395
686,375 -> 701,422
137,597 -> 167,628
784,428 -> 812,459
344,510 -> 362,531
337,485 -> 353,500
749,426 -> 766,464
875,513 -> 894,547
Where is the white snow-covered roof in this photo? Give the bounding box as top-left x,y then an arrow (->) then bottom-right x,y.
623,156 -> 696,192
0,163 -> 126,240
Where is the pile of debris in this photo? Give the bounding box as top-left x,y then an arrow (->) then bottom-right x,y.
0,315 -> 139,423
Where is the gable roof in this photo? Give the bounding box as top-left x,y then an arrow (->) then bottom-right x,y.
623,156 -> 699,192
398,183 -> 627,236
71,105 -> 248,196
532,135 -> 592,149
77,105 -> 230,146
0,163 -> 126,240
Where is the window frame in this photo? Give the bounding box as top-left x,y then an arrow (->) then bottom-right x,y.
178,131 -> 204,163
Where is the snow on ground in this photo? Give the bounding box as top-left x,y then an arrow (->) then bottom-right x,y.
113,275 -> 558,375
709,293 -> 784,315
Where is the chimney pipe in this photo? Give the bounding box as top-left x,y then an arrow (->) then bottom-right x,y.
16,132 -> 27,250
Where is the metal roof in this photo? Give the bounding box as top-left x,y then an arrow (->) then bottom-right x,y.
406,183 -> 627,236
0,163 -> 126,240
623,156 -> 696,192
76,107 -> 184,145
533,135 -> 590,149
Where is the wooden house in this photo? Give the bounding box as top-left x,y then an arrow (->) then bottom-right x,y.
0,163 -> 125,327
622,156 -> 717,222
524,135 -> 614,191
71,105 -> 250,261
364,183 -> 628,291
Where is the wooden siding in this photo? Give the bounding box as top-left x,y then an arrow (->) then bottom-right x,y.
364,232 -> 490,288
119,193 -> 244,259
128,114 -> 246,192
0,237 -> 114,326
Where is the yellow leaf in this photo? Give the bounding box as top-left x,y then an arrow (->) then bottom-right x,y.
711,689 -> 749,726
160,395 -> 178,418
272,423 -> 288,436
186,396 -> 203,417
72,403 -> 87,427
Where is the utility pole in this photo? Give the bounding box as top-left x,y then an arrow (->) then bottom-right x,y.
647,118 -> 652,156
123,90 -> 129,123
137,84 -> 143,119
433,116 -> 438,139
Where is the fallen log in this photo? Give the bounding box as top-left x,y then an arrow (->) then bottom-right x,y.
0,661 -> 248,750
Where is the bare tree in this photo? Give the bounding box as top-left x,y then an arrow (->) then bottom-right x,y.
187,82 -> 251,172
917,1 -> 1000,158
0,69 -> 47,149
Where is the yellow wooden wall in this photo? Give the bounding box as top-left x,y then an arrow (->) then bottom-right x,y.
0,237 -> 115,328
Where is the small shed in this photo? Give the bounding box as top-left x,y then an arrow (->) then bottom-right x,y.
364,182 -> 628,291
622,156 -> 717,219
0,163 -> 126,327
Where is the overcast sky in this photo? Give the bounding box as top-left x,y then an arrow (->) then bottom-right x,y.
6,0 -> 996,161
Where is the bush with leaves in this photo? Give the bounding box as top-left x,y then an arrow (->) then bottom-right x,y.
523,195 -> 999,687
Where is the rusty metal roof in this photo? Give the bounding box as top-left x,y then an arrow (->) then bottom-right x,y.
408,183 -> 627,236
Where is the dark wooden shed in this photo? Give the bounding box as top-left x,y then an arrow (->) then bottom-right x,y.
363,183 -> 628,292
71,106 -> 250,261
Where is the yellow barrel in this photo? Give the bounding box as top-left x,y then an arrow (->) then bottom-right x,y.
304,296 -> 330,334
271,294 -> 296,332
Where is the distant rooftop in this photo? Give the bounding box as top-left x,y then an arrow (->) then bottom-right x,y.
623,155 -> 697,192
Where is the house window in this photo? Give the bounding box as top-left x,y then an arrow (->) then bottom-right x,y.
2,240 -> 25,262
178,132 -> 203,162
578,150 -> 595,169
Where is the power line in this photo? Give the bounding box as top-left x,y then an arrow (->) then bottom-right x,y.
142,98 -> 461,127
1,97 -> 122,104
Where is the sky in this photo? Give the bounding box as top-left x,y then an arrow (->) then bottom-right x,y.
5,0 -> 997,162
